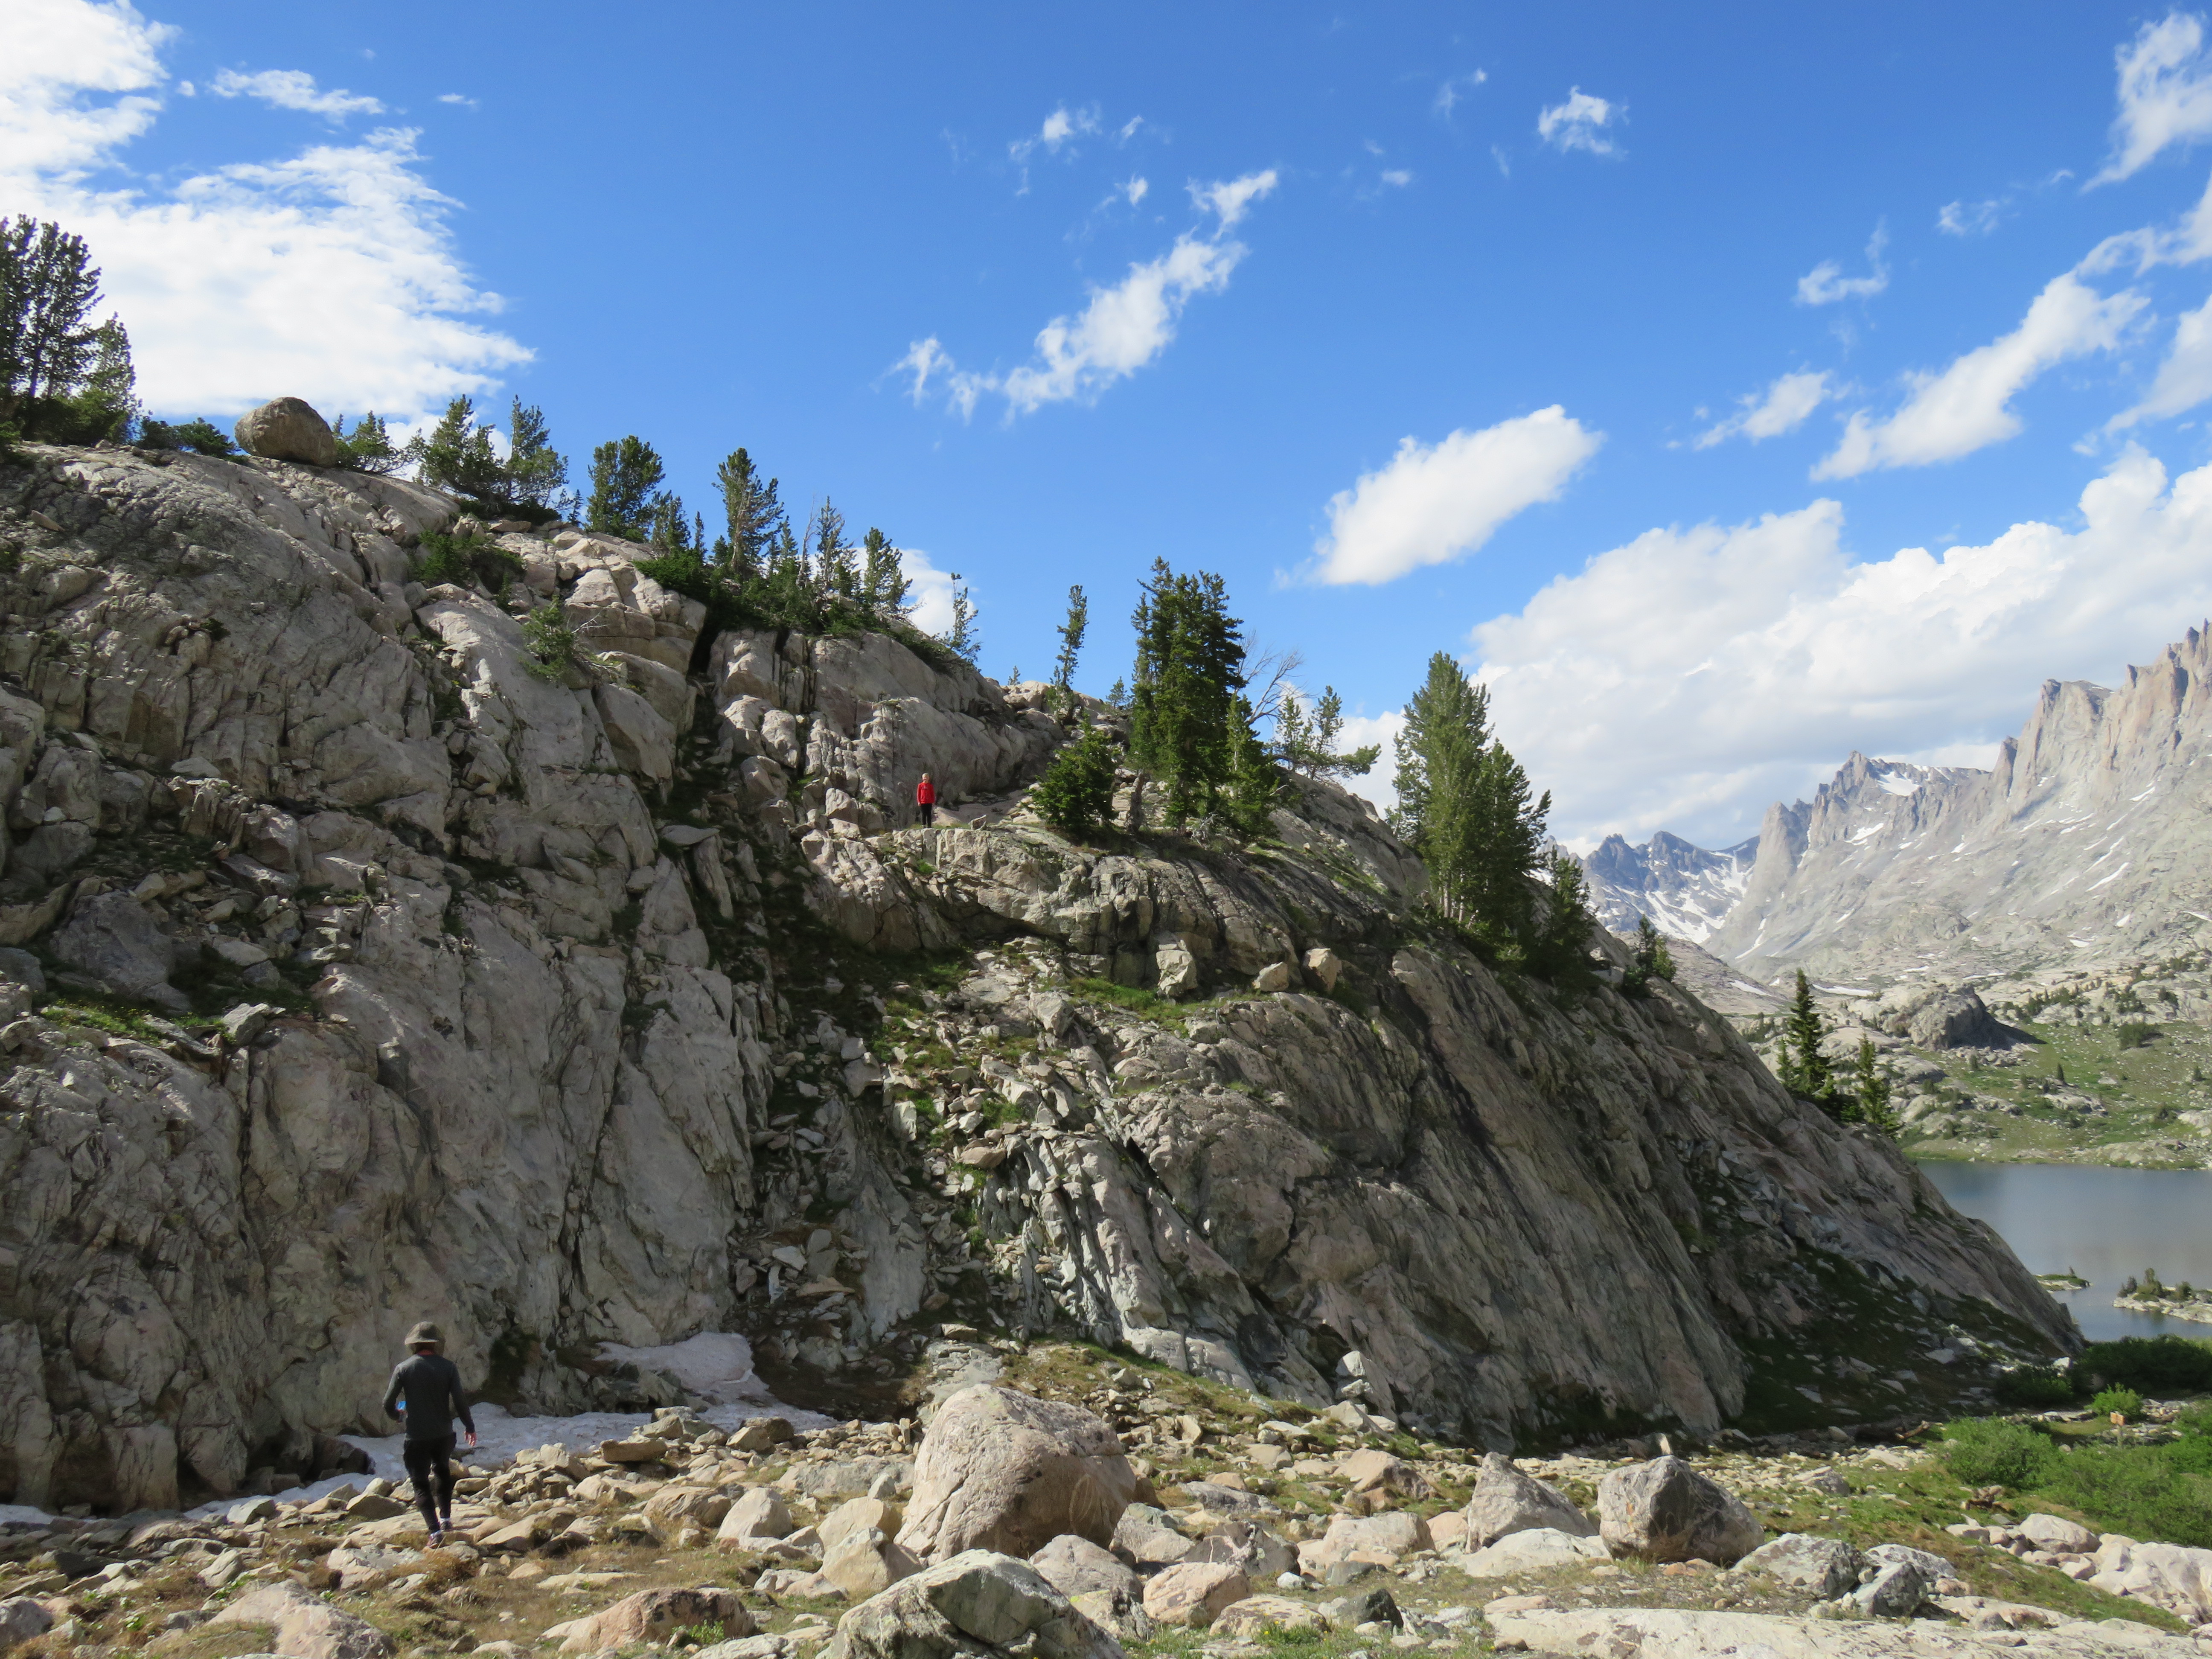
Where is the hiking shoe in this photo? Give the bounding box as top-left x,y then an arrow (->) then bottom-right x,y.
427,1529 -> 443,1548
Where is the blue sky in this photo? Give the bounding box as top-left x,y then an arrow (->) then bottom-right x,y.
17,1 -> 2212,846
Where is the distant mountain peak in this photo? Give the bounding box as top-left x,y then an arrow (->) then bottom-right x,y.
1579,830 -> 1758,942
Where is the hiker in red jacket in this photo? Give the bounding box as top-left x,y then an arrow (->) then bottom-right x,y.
915,772 -> 936,827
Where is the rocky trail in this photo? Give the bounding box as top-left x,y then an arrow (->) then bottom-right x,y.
0,1358 -> 2207,1659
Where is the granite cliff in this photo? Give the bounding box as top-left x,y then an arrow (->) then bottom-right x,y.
0,434 -> 2072,1517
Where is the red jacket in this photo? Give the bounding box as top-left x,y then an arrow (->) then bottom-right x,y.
915,777 -> 936,805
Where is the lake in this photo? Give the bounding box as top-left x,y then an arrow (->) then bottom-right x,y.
1915,1159 -> 2212,1342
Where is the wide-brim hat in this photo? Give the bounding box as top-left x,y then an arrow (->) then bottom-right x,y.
405,1322 -> 444,1347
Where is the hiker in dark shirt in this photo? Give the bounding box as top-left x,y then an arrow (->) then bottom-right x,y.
381,1321 -> 477,1545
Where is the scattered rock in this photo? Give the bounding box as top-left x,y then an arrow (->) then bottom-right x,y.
1214,1595 -> 1327,1639
1462,1526 -> 1611,1578
1142,1560 -> 1250,1628
1110,1503 -> 1193,1566
1596,1456 -> 1764,1566
1827,1559 -> 1930,1619
1463,1452 -> 1593,1547
895,1386 -> 1136,1563
550,1586 -> 753,1653
822,1528 -> 922,1600
1030,1534 -> 1143,1601
0,1599 -> 52,1655
208,1579 -> 395,1659
720,1487 -> 795,1544
1734,1533 -> 1861,1598
826,1548 -> 1123,1659
2020,1512 -> 2099,1554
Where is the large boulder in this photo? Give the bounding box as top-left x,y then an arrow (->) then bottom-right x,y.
895,1386 -> 1136,1563
1463,1452 -> 1594,1547
1109,1503 -> 1192,1566
1733,1534 -> 1861,1598
2088,1536 -> 2212,1625
235,396 -> 340,467
208,1579 -> 393,1659
1906,987 -> 2005,1050
0,1599 -> 53,1654
1596,1456 -> 1763,1566
719,1487 -> 794,1544
823,1528 -> 922,1601
551,1587 -> 752,1653
826,1549 -> 1123,1659
1297,1509 -> 1431,1576
2020,1513 -> 2097,1554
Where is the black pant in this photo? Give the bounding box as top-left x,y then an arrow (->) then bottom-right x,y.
402,1435 -> 456,1533
917,802 -> 934,826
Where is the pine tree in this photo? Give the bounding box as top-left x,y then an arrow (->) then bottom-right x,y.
1624,915 -> 1676,996
587,436 -> 667,540
333,412 -> 404,473
1278,685 -> 1381,777
1853,1036 -> 1898,1133
944,580 -> 980,664
504,400 -> 568,507
1528,850 -> 1599,987
861,527 -> 910,619
812,500 -> 857,601
713,448 -> 783,576
1030,726 -> 1120,839
411,396 -> 507,502
1128,559 -> 1259,828
1051,584 -> 1089,716
1784,971 -> 1845,1118
0,217 -> 106,433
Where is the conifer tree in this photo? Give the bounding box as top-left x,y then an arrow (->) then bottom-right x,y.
333,412 -> 404,473
1784,970 -> 1845,1118
587,436 -> 667,540
944,580 -> 979,664
1030,726 -> 1120,839
812,500 -> 857,601
1853,1036 -> 1897,1133
504,400 -> 568,507
411,396 -> 507,502
1624,915 -> 1676,995
1051,585 -> 1088,716
713,448 -> 783,576
1278,686 -> 1381,777
1128,558 -> 1262,828
1527,850 -> 1599,987
861,527 -> 910,618
0,217 -> 105,432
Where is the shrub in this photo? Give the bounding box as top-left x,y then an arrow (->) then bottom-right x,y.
1993,1366 -> 2078,1408
521,603 -> 588,683
1938,1417 -> 2059,1489
140,416 -> 237,457
2116,1021 -> 2157,1049
415,528 -> 524,592
2077,1335 -> 2212,1395
2090,1386 -> 2144,1419
2038,1439 -> 2212,1549
1030,728 -> 1120,840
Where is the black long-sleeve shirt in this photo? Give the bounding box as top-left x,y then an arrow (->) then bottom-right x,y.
381,1353 -> 475,1443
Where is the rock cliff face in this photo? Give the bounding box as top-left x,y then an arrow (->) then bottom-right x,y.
1707,627 -> 2212,982
0,442 -> 2069,1517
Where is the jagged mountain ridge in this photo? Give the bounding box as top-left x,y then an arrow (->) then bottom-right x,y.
1580,830 -> 1760,942
0,437 -> 2069,1515
1706,627 -> 2212,983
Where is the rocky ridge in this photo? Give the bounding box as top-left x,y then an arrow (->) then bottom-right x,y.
1579,832 -> 1759,945
0,434 -> 2073,1523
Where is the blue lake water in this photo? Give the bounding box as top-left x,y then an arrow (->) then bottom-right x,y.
1915,1159 -> 2212,1342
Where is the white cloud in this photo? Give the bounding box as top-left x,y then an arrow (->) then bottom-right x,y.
2093,12 -> 2212,185
1012,103 -> 1100,163
1379,168 -> 1413,189
1813,274 -> 2145,478
1469,448 -> 2212,844
1433,70 -> 1487,118
1795,225 -> 1889,305
2110,288 -> 2212,429
2082,164 -> 2212,272
211,67 -> 383,119
1188,168 -> 1278,229
1693,370 -> 1832,448
1306,408 -> 1604,586
897,547 -> 965,636
1116,175 -> 1149,207
1536,87 -> 1622,156
1491,145 -> 1511,178
903,171 -> 1275,420
1937,198 -> 2004,236
437,93 -> 477,109
0,0 -> 529,418
1115,116 -> 1143,143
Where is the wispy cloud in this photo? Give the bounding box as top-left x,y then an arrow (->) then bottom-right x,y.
1011,103 -> 1100,164
1433,70 -> 1487,119
1796,225 -> 1889,305
899,170 -> 1278,421
1305,408 -> 1604,586
1813,274 -> 2144,478
2093,11 -> 2212,185
436,92 -> 477,110
1536,87 -> 1623,156
1693,370 -> 1833,449
1937,198 -> 2004,236
210,67 -> 384,120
